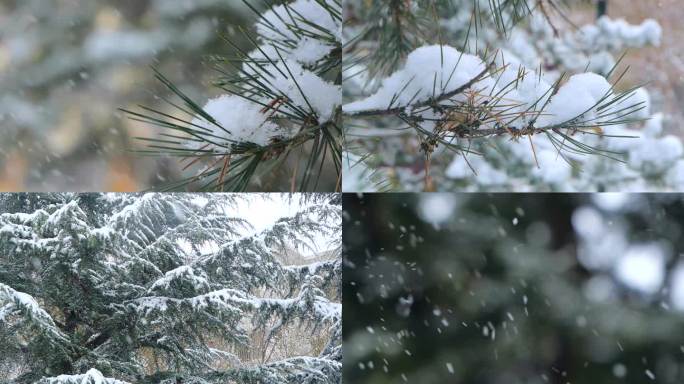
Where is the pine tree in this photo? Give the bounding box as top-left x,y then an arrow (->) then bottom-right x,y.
0,193 -> 341,383
343,0 -> 680,192
125,0 -> 343,192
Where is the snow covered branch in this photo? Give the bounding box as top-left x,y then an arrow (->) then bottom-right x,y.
343,0 -> 677,192
126,0 -> 342,191
37,369 -> 131,384
346,44 -> 643,136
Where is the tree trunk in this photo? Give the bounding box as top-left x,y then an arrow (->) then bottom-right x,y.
597,0 -> 608,18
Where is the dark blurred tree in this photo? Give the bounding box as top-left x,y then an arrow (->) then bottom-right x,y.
343,194 -> 684,384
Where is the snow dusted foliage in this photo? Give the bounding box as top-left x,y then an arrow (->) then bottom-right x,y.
36,369 -> 131,384
128,0 -> 342,192
189,0 -> 341,146
343,0 -> 680,192
0,193 -> 341,383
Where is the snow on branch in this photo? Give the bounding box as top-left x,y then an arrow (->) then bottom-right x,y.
147,265 -> 212,296
196,198 -> 341,289
344,42 -> 647,191
0,283 -> 68,344
524,14 -> 663,74
343,45 -> 492,115
343,1 -> 675,192
37,368 -> 132,384
219,355 -> 341,384
344,44 -> 643,135
124,0 -> 343,191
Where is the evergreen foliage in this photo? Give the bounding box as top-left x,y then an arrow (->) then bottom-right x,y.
343,193 -> 684,383
126,0 -> 343,192
343,0 -> 679,192
0,193 -> 341,383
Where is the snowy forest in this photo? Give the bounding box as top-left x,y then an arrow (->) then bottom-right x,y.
344,193 -> 684,383
0,1 -> 341,192
343,0 -> 684,192
0,193 -> 341,383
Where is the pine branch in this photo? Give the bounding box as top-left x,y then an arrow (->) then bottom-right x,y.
124,0 -> 342,192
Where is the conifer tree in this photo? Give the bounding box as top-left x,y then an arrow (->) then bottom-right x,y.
343,0 -> 680,192
0,193 -> 341,384
126,0 -> 343,192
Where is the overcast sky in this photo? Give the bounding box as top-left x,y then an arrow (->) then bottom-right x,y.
232,194 -> 303,234
187,194 -> 331,258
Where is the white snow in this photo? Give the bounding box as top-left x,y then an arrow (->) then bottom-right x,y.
132,289 -> 248,316
148,265 -> 210,293
42,368 -> 131,384
629,135 -> 683,171
575,214 -> 631,271
446,155 -> 507,185
493,51 -> 552,127
592,193 -> 630,211
645,369 -> 656,380
257,0 -> 340,42
612,363 -> 627,378
631,87 -> 651,120
343,40 -> 681,191
257,0 -> 341,65
537,73 -> 613,127
572,207 -> 604,240
313,297 -> 342,322
395,294 -> 414,318
188,95 -> 287,149
0,194 -> 341,382
643,112 -> 664,137
343,45 -> 488,113
615,243 -> 666,294
579,17 -> 662,52
183,0 -> 341,152
0,283 -> 65,340
531,149 -> 573,184
343,44 -> 621,134
418,194 -> 458,225
237,55 -> 340,124
525,14 -> 662,74
264,60 -> 341,122
290,37 -> 336,64
670,263 -> 684,311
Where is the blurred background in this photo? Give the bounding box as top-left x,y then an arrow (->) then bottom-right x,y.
344,193 -> 684,383
569,0 -> 684,134
0,0 -> 265,191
